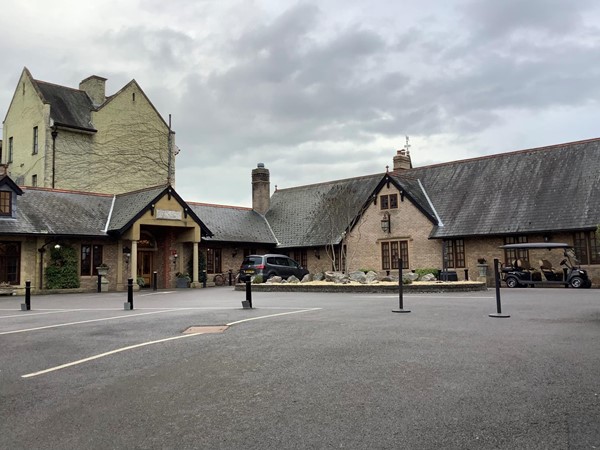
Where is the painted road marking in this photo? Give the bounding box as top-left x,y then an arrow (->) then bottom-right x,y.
21,308 -> 322,378
357,295 -> 493,299
0,309 -> 181,335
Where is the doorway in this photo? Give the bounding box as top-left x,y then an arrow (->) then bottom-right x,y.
137,251 -> 153,287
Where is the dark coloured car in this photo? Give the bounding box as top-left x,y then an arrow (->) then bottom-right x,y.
239,254 -> 309,282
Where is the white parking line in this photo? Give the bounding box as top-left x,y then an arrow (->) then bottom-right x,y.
21,308 -> 322,378
0,310 -> 79,319
357,295 -> 494,299
0,309 -> 181,335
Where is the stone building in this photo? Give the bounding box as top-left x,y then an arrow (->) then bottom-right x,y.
0,69 -> 598,292
2,68 -> 174,193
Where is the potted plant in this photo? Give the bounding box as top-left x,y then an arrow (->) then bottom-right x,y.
96,263 -> 109,276
175,272 -> 191,288
0,281 -> 15,296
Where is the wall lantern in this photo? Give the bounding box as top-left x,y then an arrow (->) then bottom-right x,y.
232,248 -> 238,258
123,246 -> 131,265
381,212 -> 391,233
314,248 -> 320,259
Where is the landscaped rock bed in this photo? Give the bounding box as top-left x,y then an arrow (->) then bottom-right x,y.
234,271 -> 487,293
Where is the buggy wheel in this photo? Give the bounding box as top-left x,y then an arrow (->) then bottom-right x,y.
505,276 -> 520,288
569,276 -> 584,288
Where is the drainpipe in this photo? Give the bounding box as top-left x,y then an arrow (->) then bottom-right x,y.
51,127 -> 58,189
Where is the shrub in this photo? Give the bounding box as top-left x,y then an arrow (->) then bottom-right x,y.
45,245 -> 80,289
359,268 -> 377,274
402,278 -> 413,285
252,275 -> 264,284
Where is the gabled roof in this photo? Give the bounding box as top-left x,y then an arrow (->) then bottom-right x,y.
409,138 -> 600,238
107,185 -> 212,236
266,174 -> 382,248
0,188 -> 112,237
34,79 -> 97,132
189,203 -> 277,244
0,175 -> 24,195
376,172 -> 437,224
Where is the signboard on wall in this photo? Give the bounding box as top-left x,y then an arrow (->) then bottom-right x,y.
156,209 -> 182,221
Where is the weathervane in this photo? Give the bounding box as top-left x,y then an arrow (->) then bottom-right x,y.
404,135 -> 411,155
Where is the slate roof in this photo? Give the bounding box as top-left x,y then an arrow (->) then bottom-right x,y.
34,80 -> 96,132
409,138 -> 600,238
107,185 -> 168,232
266,174 -> 382,248
0,188 -> 112,236
189,203 -> 276,244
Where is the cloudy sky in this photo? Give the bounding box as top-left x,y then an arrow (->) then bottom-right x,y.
1,0 -> 599,205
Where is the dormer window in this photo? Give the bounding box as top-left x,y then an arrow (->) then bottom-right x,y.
0,191 -> 11,216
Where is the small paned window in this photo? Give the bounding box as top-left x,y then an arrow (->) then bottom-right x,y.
0,242 -> 20,284
293,250 -> 307,269
8,137 -> 13,163
380,195 -> 389,210
32,175 -> 37,187
32,127 -> 38,154
81,244 -> 103,276
206,248 -> 222,273
574,231 -> 600,265
504,236 -> 528,265
445,239 -> 466,268
382,241 -> 409,270
0,192 -> 11,216
389,194 -> 398,209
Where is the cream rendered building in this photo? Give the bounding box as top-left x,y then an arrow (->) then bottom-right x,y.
2,68 -> 174,193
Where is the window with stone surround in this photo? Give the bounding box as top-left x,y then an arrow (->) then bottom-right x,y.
573,231 -> 599,265
206,248 -> 222,273
445,239 -> 465,268
0,241 -> 20,284
0,191 -> 11,216
32,127 -> 38,155
293,250 -> 307,269
81,244 -> 103,276
380,194 -> 399,210
382,240 -> 409,270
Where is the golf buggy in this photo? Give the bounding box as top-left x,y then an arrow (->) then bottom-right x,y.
499,242 -> 592,288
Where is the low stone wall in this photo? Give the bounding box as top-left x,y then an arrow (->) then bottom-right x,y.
234,282 -> 487,294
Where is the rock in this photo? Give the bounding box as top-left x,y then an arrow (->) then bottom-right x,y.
313,272 -> 325,281
301,274 -> 313,283
420,273 -> 437,282
404,272 -> 419,282
349,271 -> 367,284
379,276 -> 393,282
266,276 -> 283,284
287,275 -> 300,283
365,271 -> 378,283
325,271 -> 346,283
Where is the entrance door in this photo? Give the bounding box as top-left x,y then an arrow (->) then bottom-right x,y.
137,251 -> 153,286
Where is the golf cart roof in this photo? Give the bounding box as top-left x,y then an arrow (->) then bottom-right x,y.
499,242 -> 572,250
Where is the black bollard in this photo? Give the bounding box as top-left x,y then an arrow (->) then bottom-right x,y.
392,258 -> 411,313
152,271 -> 158,291
489,258 -> 509,318
242,280 -> 252,309
124,278 -> 134,310
202,270 -> 207,288
21,280 -> 31,311
464,268 -> 469,281
228,269 -> 233,286
97,273 -> 102,293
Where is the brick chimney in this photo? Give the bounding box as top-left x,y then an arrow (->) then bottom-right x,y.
252,163 -> 270,215
393,148 -> 412,171
79,75 -> 107,106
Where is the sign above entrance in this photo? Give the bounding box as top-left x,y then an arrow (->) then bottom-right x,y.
156,209 -> 182,221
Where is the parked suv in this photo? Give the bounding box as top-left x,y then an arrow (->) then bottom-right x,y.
239,254 -> 309,282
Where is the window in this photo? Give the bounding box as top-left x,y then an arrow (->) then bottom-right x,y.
0,242 -> 20,284
504,236 -> 528,265
32,127 -> 38,154
32,175 -> 37,187
206,248 -> 222,273
0,192 -> 11,216
389,194 -> 398,209
380,195 -> 389,210
574,231 -> 600,265
8,137 -> 13,163
293,250 -> 307,269
81,244 -> 103,276
445,239 -> 465,268
382,240 -> 409,270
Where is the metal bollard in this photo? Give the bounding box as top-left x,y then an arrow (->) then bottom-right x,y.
489,258 -> 509,318
464,268 -> 469,281
97,273 -> 102,293
242,280 -> 252,309
202,270 -> 207,288
21,280 -> 31,311
152,271 -> 158,291
392,258 -> 410,313
228,269 -> 233,286
124,278 -> 134,310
